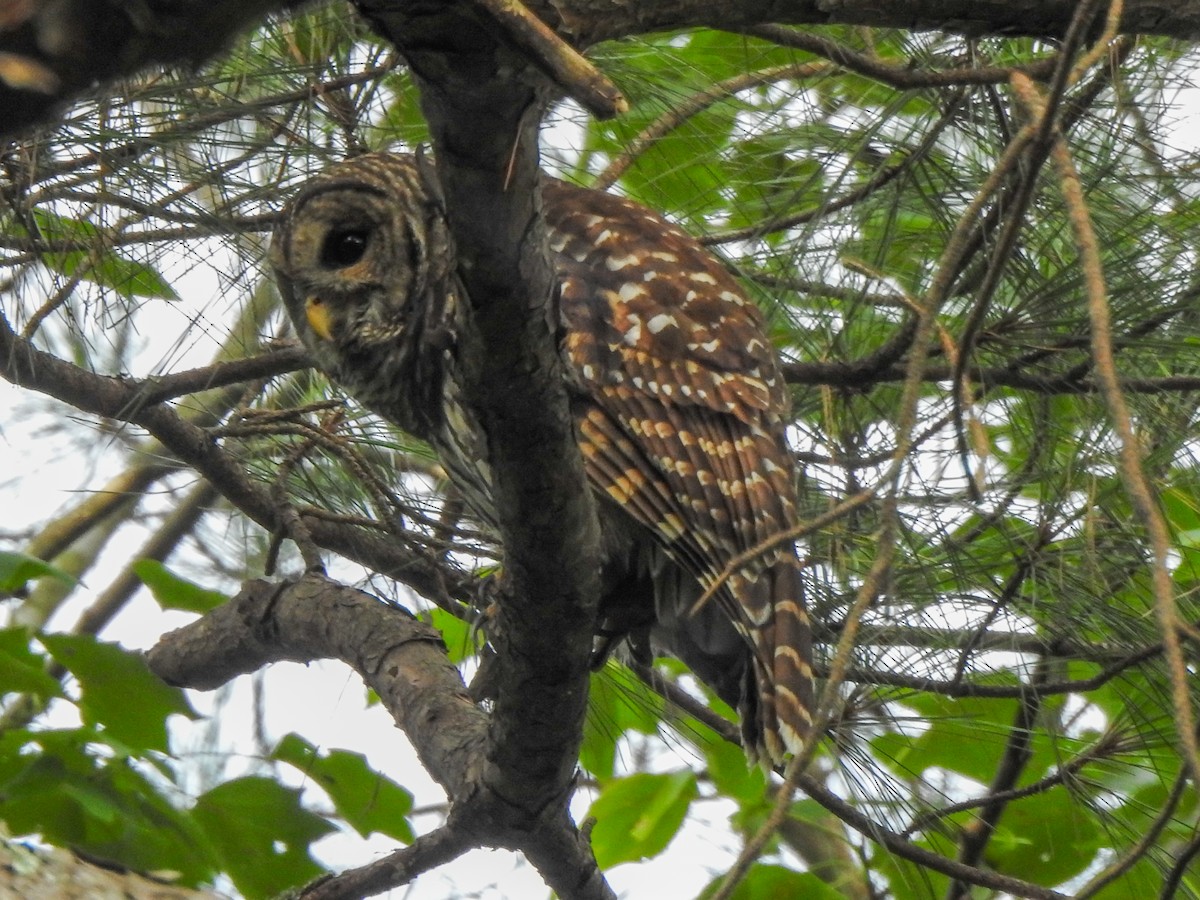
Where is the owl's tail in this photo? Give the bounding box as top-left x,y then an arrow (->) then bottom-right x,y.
746,553 -> 815,765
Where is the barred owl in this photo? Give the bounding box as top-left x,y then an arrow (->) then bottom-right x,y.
270,153 -> 813,763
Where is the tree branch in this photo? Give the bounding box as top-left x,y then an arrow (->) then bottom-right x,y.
147,577 -> 487,795
0,0 -> 310,139
4,0 -> 1200,143
0,310 -> 475,613
303,826 -> 471,899
528,0 -> 1200,46
147,576 -> 614,900
316,2 -> 619,895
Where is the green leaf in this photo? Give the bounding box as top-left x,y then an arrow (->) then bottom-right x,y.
133,560 -> 229,614
873,831 -> 956,899
0,731 -> 96,843
272,733 -> 414,843
193,776 -> 334,899
989,789 -> 1102,884
1093,860 -> 1176,900
30,210 -> 179,300
0,627 -> 60,698
871,692 -> 1063,786
701,864 -> 844,900
41,634 -> 196,753
580,662 -> 664,780
1163,486 -> 1200,534
586,771 -> 696,868
703,730 -> 766,804
0,729 -> 216,886
0,551 -> 77,593
422,606 -> 476,664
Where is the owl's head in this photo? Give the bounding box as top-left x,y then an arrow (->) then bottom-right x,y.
269,153 -> 459,433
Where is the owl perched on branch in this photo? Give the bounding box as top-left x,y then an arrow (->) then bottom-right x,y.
270,152 -> 813,763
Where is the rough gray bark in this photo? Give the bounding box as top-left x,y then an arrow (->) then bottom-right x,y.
0,837 -> 218,900
529,0 -> 1200,45
147,578 -> 614,900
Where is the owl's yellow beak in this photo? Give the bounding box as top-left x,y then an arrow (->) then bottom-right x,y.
305,296 -> 334,341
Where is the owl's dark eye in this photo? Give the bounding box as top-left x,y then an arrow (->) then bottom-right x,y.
320,228 -> 370,268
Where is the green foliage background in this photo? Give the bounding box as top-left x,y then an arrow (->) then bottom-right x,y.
0,3 -> 1197,897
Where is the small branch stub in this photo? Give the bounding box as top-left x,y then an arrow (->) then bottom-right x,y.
468,0 -> 628,118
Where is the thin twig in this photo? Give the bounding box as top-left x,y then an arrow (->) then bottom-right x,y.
905,725 -> 1128,837
701,100 -> 957,246
1012,69 -> 1200,785
709,755 -> 806,900
593,60 -> 830,190
1157,826 -> 1200,900
738,25 -> 1058,90
1076,766 -> 1191,897
797,772 -> 1071,899
946,662 -> 1048,899
302,825 -> 471,900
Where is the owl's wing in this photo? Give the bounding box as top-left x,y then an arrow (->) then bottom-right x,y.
543,179 -> 813,760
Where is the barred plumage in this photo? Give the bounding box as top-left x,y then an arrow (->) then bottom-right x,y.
270,152 -> 814,762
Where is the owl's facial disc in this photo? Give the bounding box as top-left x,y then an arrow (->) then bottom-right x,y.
301,223 -> 378,343
275,181 -> 428,355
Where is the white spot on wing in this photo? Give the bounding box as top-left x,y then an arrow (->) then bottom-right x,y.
606,253 -> 639,271
647,313 -> 675,334
623,318 -> 643,346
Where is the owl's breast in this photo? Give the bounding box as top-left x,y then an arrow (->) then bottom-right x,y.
431,360 -> 498,531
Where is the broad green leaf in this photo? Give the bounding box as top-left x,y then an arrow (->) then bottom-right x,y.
586,771 -> 697,868
30,210 -> 179,300
703,730 -> 766,804
41,633 -> 196,753
1162,486 -> 1200,534
0,551 -> 76,593
0,627 -> 60,698
272,733 -> 414,843
989,789 -> 1102,884
133,560 -> 229,614
423,606 -> 476,664
1094,864 -> 1173,900
0,731 -> 96,843
0,729 -> 215,886
701,864 -> 844,900
873,831 -> 956,899
580,662 -> 664,781
873,692 -> 1064,786
193,776 -> 334,899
